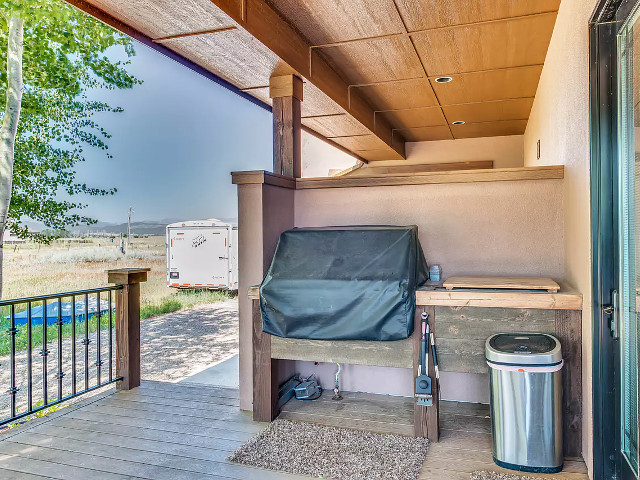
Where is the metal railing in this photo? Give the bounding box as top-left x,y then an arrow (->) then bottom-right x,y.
0,285 -> 124,426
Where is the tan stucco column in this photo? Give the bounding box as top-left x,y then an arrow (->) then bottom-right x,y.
232,172 -> 295,411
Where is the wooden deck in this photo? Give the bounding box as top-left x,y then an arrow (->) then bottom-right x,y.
0,381 -> 589,480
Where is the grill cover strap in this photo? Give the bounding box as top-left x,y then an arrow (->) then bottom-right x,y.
260,226 -> 428,341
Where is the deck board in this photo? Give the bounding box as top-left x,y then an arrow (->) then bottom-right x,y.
0,468 -> 62,480
0,381 -> 590,480
278,390 -> 415,436
36,418 -> 247,451
67,407 -> 264,436
120,386 -> 240,407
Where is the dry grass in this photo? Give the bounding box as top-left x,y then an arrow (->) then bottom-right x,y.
2,235 -> 232,308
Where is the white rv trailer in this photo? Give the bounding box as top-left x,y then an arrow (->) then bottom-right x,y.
166,219 -> 238,290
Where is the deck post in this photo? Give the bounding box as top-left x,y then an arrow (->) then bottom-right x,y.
554,309 -> 583,458
270,74 -> 302,178
252,297 -> 278,421
108,268 -> 149,390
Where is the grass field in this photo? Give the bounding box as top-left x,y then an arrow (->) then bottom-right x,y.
0,236 -> 235,354
2,235 -> 234,304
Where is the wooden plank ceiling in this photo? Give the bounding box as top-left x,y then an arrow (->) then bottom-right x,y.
70,0 -> 560,162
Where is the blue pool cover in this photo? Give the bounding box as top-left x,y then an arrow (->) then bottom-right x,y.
7,298 -> 113,326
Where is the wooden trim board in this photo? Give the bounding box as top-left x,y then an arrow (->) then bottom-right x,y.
232,165 -> 564,189
231,171 -> 296,189
296,166 -> 563,189
271,337 -> 412,368
554,309 -> 583,458
248,285 -> 260,300
344,160 -> 494,176
252,298 -> 277,422
444,276 -> 561,293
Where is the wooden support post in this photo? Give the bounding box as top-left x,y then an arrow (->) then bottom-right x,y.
555,309 -> 583,458
270,75 -> 302,178
108,268 -> 149,390
414,305 -> 439,440
252,298 -> 277,421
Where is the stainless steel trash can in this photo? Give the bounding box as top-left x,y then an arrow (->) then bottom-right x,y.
486,333 -> 563,474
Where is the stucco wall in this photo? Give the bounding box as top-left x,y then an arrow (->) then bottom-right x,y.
237,177 -> 565,409
371,135 -> 524,169
302,131 -> 358,178
523,0 -> 597,474
290,362 -> 490,403
290,179 -> 564,403
295,180 -> 565,279
302,133 -> 524,177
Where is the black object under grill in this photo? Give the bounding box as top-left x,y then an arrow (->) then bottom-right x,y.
260,226 -> 428,341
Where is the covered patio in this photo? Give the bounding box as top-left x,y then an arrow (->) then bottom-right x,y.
2,0 -> 605,478
0,381 -> 589,480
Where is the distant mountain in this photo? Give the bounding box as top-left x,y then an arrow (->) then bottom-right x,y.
18,217 -> 238,237
70,220 -> 175,236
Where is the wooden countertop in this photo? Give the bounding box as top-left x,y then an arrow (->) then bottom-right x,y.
248,283 -> 582,310
416,284 -> 582,310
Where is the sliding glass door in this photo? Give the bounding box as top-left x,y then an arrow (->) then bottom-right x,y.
618,7 -> 640,477
592,0 -> 640,478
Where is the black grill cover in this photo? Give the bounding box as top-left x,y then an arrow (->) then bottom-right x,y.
260,226 -> 428,341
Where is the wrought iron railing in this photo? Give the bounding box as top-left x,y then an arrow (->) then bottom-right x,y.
0,285 -> 124,426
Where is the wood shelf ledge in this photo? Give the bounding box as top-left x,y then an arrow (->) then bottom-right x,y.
416,285 -> 582,310
232,166 -> 564,190
248,283 -> 582,310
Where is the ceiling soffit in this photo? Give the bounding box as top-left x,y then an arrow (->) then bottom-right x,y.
268,0 -> 559,146
74,0 -> 560,160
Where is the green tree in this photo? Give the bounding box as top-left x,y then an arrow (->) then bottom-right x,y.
0,0 -> 140,295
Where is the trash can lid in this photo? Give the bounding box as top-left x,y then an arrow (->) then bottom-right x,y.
485,333 -> 562,366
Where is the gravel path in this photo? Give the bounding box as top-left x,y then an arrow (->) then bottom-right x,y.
0,299 -> 239,421
140,299 -> 238,382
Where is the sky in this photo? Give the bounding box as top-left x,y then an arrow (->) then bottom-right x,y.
74,40 -> 274,224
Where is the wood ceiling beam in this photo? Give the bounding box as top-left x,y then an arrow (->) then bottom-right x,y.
302,126 -> 367,164
209,0 -> 405,159
302,113 -> 346,119
152,26 -> 237,43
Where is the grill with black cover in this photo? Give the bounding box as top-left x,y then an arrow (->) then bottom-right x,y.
260,226 -> 428,341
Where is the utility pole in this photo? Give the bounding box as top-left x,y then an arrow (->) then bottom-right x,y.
126,206 -> 133,252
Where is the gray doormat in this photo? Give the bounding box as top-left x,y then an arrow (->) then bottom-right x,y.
471,471 -> 559,480
229,419 -> 429,480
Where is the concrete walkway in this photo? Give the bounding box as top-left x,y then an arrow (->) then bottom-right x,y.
180,354 -> 239,388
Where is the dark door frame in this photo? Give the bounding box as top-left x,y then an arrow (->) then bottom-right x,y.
590,0 -> 637,479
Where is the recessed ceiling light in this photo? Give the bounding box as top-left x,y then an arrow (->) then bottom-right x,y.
452,121 -> 465,125
434,76 -> 453,83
